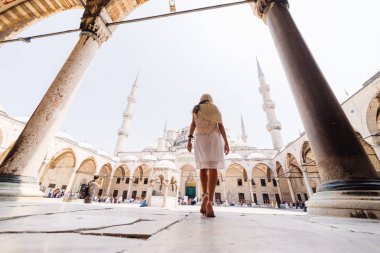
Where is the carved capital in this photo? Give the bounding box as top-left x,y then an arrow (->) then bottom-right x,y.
252,0 -> 289,23
80,8 -> 113,46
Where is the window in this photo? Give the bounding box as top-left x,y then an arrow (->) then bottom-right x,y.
251,179 -> 255,185
216,179 -> 220,186
132,191 -> 137,199
116,178 -> 121,184
143,178 -> 148,184
48,184 -> 56,188
253,193 -> 258,204
297,194 -> 302,202
61,185 -> 67,190
237,179 -> 243,186
215,193 -> 221,202
304,193 -> 308,201
113,190 -> 119,198
133,178 -> 139,184
238,193 -> 245,202
272,179 -> 277,187
260,179 -> 267,187
262,193 -> 269,204
125,178 -> 130,184
141,191 -> 147,198
98,189 -> 103,196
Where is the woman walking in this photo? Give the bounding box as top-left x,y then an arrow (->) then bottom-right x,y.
187,94 -> 229,217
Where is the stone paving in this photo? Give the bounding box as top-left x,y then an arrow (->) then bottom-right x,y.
1,201 -> 379,253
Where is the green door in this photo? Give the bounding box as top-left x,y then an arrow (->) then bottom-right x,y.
185,186 -> 196,199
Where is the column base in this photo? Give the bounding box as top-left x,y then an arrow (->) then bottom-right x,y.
0,174 -> 43,200
306,190 -> 380,220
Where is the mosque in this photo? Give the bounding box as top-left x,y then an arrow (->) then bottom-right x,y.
1,60 -> 380,208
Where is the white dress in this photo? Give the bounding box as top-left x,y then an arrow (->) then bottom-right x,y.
193,116 -> 225,170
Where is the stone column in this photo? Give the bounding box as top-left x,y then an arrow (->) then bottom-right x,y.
275,178 -> 283,202
222,179 -> 227,203
105,176 -> 114,196
248,177 -> 254,203
126,177 -> 133,199
0,16 -> 112,199
302,168 -> 314,198
251,0 -> 380,218
65,168 -> 78,193
162,184 -> 169,208
286,177 -> 296,203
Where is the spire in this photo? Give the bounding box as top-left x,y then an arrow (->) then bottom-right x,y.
241,115 -> 248,143
163,120 -> 167,138
256,57 -> 264,77
257,61 -> 284,150
114,73 -> 139,156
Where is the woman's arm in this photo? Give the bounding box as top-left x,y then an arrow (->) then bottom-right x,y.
187,116 -> 196,153
218,123 -> 229,155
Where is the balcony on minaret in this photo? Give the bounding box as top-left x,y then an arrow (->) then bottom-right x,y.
127,95 -> 136,104
259,84 -> 270,94
262,101 -> 275,110
266,122 -> 282,131
118,129 -> 129,136
123,111 -> 133,118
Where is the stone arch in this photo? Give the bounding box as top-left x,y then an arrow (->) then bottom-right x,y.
97,163 -> 112,197
108,164 -> 130,199
71,157 -> 97,193
127,164 -> 151,200
39,148 -> 76,195
355,132 -> 380,176
0,2 -> 83,40
0,142 -> 14,165
301,141 -> 321,193
251,163 -> 277,205
226,163 -> 250,204
0,0 -> 149,40
276,161 -> 291,203
286,153 -> 308,202
366,91 -> 380,145
181,164 -> 197,199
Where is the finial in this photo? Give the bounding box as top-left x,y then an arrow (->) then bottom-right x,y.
256,56 -> 264,77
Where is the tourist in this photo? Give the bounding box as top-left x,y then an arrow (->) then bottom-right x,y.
187,94 -> 229,217
84,176 -> 103,204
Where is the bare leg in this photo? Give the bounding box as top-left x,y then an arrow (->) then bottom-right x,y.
207,169 -> 217,203
200,169 -> 208,215
200,169 -> 208,195
206,169 -> 217,217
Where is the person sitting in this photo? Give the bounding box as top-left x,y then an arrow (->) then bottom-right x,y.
140,199 -> 148,207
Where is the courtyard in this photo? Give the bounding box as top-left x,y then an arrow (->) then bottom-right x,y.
1,201 -> 379,253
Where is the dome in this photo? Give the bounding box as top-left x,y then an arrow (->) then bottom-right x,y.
15,116 -> 30,123
160,154 -> 176,161
56,132 -> 75,141
78,142 -> 95,150
225,153 -> 243,160
247,153 -> 267,160
121,155 -> 139,162
154,160 -> 176,170
141,154 -> 157,161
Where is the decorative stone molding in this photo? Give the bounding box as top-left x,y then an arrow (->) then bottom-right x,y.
252,0 -> 289,23
81,16 -> 112,46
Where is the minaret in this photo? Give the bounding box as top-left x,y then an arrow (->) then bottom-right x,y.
241,115 -> 248,143
114,74 -> 139,156
257,58 -> 283,150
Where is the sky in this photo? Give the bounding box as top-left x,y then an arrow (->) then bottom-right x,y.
1,0 -> 380,155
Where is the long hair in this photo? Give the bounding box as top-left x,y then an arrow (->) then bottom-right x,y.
192,100 -> 209,114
